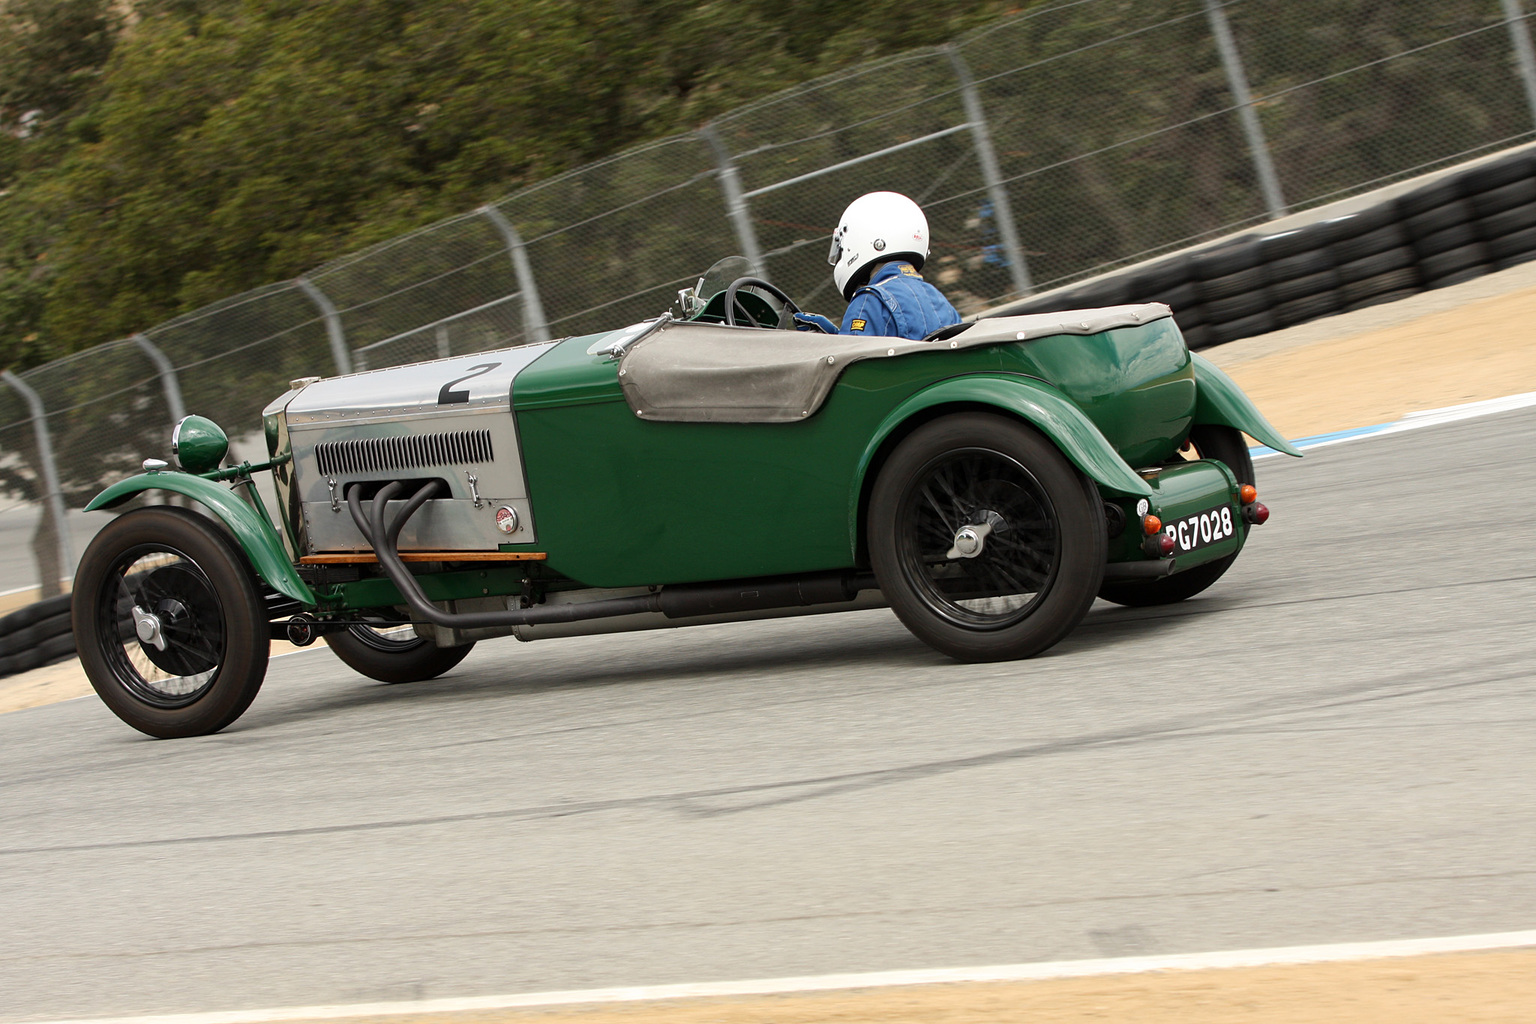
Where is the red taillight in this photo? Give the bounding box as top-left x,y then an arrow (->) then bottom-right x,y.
1158,533 -> 1176,556
1245,502 -> 1270,525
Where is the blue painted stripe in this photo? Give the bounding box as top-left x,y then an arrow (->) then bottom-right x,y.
1251,422 -> 1393,457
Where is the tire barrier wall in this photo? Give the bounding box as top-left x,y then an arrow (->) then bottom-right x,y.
993,147 -> 1536,350
0,594 -> 76,680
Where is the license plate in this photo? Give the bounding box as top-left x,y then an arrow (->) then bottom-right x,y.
1164,504 -> 1237,555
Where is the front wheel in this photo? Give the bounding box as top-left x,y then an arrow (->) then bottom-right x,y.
1098,424 -> 1255,607
327,620 -> 474,683
72,507 -> 270,738
869,414 -> 1106,662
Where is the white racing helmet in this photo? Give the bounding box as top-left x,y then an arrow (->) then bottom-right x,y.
827,191 -> 930,299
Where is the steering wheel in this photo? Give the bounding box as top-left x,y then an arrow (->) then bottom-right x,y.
723,277 -> 800,328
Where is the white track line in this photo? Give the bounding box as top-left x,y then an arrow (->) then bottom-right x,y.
19,929 -> 1536,1024
1254,389 -> 1536,457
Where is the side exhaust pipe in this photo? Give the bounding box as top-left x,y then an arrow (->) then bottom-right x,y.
345,481 -> 872,630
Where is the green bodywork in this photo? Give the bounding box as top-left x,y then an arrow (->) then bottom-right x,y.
1189,352 -> 1303,456
509,317 -> 1244,589
83,312 -> 1297,612
1105,458 -> 1244,568
84,470 -> 315,605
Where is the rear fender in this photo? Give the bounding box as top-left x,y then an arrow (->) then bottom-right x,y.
1191,352 -> 1303,457
853,374 -> 1154,549
84,473 -> 315,606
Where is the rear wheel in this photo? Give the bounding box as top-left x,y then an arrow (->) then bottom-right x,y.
1098,424 -> 1254,608
72,507 -> 269,738
869,414 -> 1105,662
328,618 -> 474,683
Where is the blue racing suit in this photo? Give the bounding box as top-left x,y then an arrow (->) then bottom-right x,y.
840,260 -> 961,340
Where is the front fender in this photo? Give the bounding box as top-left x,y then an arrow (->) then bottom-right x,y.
854,375 -> 1154,545
85,473 -> 315,606
1191,352 -> 1303,457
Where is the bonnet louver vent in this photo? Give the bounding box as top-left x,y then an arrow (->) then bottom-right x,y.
315,430 -> 494,476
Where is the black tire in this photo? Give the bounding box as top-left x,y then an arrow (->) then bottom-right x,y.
1325,202 -> 1401,239
71,507 -> 269,738
1462,152 -> 1535,195
1413,221 -> 1478,257
1275,290 -> 1342,327
1478,199 -> 1536,239
1192,238 -> 1262,278
1270,268 -> 1341,303
1195,264 -> 1266,301
1397,178 -> 1466,218
1267,247 -> 1334,281
868,414 -> 1106,662
1209,309 -> 1276,344
1423,265 -> 1489,290
1178,321 -> 1214,349
1345,288 -> 1420,312
1139,280 -> 1198,310
1129,255 -> 1192,294
1205,290 -> 1268,323
1492,225 -> 1536,264
1405,199 -> 1473,239
328,620 -> 474,683
1062,278 -> 1131,309
1337,245 -> 1415,283
0,593 -> 72,634
1098,425 -> 1254,607
1258,226 -> 1325,261
1419,243 -> 1489,281
1471,178 -> 1536,219
38,631 -> 76,667
1341,267 -> 1420,304
1496,251 -> 1536,271
1332,222 -> 1410,263
0,608 -> 72,657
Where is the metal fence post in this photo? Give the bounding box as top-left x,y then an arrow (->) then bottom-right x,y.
480,205 -> 551,344
2,370 -> 75,586
294,277 -> 354,375
946,44 -> 1033,298
132,333 -> 187,426
1203,0 -> 1287,219
700,123 -> 766,273
1502,0 -> 1536,129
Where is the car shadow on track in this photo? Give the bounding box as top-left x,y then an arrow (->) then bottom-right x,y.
243,598 -> 1240,735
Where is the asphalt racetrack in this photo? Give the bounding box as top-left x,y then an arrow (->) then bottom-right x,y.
2,399 -> 1534,1021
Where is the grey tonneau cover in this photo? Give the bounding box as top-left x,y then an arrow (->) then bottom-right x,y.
617,303 -> 1173,423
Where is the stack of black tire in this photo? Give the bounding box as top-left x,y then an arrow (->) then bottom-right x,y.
0,594 -> 76,678
995,146 -> 1536,349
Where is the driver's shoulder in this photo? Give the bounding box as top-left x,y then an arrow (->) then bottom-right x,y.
843,288 -> 897,334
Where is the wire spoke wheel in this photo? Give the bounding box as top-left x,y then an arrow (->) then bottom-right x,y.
72,507 -> 269,738
104,550 -> 225,708
870,414 -> 1105,662
898,449 -> 1060,629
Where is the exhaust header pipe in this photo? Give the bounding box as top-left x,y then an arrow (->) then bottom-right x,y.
345,481 -> 872,630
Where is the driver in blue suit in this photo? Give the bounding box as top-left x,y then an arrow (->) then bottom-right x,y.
795,191 -> 962,340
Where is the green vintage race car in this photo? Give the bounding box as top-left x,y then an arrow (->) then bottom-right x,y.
71,259 -> 1301,738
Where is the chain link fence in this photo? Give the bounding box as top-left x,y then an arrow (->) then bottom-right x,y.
4,0 -> 1534,598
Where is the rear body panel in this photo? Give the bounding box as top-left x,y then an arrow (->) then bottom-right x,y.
510,319 -> 1197,588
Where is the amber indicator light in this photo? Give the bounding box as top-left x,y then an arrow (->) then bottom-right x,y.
1239,484 -> 1258,504
1142,514 -> 1162,535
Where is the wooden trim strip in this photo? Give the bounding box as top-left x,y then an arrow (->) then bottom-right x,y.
300,551 -> 547,564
